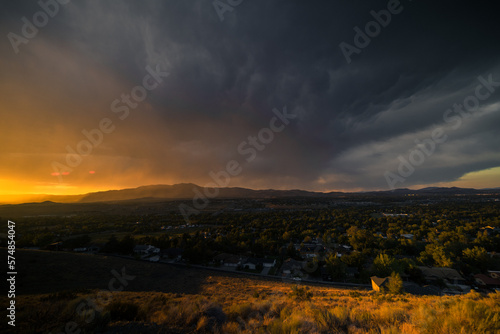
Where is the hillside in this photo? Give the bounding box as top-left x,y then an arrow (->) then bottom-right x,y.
6,250 -> 500,334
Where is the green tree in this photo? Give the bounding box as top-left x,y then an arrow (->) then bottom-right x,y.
347,226 -> 374,251
373,253 -> 400,277
418,244 -> 454,267
325,254 -> 346,281
387,272 -> 404,294
341,251 -> 365,269
462,246 -> 489,273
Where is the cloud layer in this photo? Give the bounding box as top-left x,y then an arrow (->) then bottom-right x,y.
1,0 -> 499,194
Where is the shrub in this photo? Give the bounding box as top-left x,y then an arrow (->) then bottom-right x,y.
289,286 -> 312,301
349,291 -> 361,298
196,316 -> 211,332
222,321 -> 241,333
227,302 -> 253,320
387,272 -> 404,295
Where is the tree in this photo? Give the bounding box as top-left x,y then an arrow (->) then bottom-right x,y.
462,246 -> 489,273
117,235 -> 135,254
418,244 -> 454,268
373,254 -> 398,277
325,254 -> 346,281
286,242 -> 298,259
103,235 -> 119,253
347,226 -> 374,251
341,251 -> 365,269
387,272 -> 404,294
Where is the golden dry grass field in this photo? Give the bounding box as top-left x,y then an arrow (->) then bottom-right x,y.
3,250 -> 500,333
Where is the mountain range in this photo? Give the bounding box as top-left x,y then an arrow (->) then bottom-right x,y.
1,184 -> 499,205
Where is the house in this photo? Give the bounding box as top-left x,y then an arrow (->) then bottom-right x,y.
371,276 -> 389,292
418,266 -> 466,285
474,274 -> 500,289
148,255 -> 160,262
488,270 -> 500,280
242,258 -> 275,270
161,248 -> 183,260
46,242 -> 63,251
261,258 -> 277,268
282,258 -> 303,276
213,253 -> 245,267
242,258 -> 260,270
480,226 -> 500,236
133,244 -> 158,255
87,244 -> 103,253
299,244 -> 317,258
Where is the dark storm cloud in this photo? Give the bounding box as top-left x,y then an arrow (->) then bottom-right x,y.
1,0 -> 499,191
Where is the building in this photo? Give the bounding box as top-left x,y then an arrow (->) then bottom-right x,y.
213,253 -> 244,267
161,248 -> 184,260
282,258 -> 303,276
261,258 -> 277,268
418,266 -> 466,285
488,270 -> 500,280
87,244 -> 103,253
474,274 -> 500,289
46,242 -> 63,251
242,258 -> 276,270
242,258 -> 260,270
133,244 -> 158,255
371,276 -> 389,292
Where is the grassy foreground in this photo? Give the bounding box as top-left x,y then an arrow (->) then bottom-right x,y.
8,279 -> 500,333
4,250 -> 500,333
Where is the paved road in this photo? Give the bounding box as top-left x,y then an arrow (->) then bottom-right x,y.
73,251 -> 371,289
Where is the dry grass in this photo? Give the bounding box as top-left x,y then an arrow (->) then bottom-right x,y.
9,272 -> 500,334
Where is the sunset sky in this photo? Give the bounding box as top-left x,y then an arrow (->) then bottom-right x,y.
1,0 -> 499,198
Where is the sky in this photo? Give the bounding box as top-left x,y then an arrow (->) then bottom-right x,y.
1,0 -> 499,197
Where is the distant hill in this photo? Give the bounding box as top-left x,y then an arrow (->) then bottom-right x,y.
77,183 -> 340,203
76,184 -> 499,203
1,184 -> 498,206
